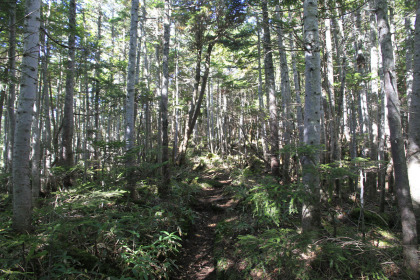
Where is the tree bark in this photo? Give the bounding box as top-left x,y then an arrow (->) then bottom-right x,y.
60,0 -> 76,187
289,13 -> 304,146
93,7 -> 103,179
324,1 -> 337,166
7,1 -> 17,192
12,0 -> 41,232
125,0 -> 140,200
408,0 -> 420,247
173,29 -> 180,161
276,5 -> 292,183
31,79 -> 41,205
160,0 -> 171,196
262,0 -> 279,177
302,0 -> 322,233
376,0 -> 419,276
256,15 -> 268,165
369,0 -> 380,201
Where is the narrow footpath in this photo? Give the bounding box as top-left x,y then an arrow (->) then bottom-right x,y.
172,179 -> 234,280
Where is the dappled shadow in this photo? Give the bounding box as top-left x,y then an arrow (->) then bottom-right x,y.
172,179 -> 234,280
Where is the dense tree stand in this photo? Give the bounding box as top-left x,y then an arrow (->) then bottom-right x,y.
2,0 -> 419,278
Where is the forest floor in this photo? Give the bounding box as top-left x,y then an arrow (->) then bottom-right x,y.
0,155 -> 412,279
173,173 -> 236,280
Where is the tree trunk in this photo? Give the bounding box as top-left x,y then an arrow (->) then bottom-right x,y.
406,16 -> 414,123
12,0 -> 41,232
31,79 -> 41,205
177,43 -> 214,165
160,0 -> 171,196
60,0 -> 76,187
369,0 -> 380,201
376,0 -> 419,276
302,0 -> 322,233
324,2 -> 337,165
93,7 -> 102,179
7,1 -> 17,192
256,15 -> 268,165
276,5 -> 292,183
289,13 -> 304,146
262,0 -> 279,177
125,0 -> 140,200
332,6 -> 348,146
173,27 -> 180,161
408,0 -> 420,247
0,91 -> 5,141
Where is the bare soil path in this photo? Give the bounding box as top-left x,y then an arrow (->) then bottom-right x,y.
172,179 -> 235,280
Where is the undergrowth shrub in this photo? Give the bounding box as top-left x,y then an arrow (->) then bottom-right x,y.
246,182 -> 302,226
236,228 -> 301,279
0,177 -> 192,279
218,165 -> 405,280
236,230 -> 396,280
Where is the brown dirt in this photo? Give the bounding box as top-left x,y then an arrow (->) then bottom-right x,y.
172,181 -> 235,280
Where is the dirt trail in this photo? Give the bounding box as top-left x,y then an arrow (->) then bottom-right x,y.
172,180 -> 234,280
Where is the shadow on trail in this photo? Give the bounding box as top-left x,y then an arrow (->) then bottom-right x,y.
172,180 -> 235,280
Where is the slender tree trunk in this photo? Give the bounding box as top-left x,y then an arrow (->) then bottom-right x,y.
332,5 -> 348,145
0,90 -> 5,139
289,13 -> 304,145
325,1 -> 342,196
12,0 -> 41,232
7,1 -> 17,192
256,16 -> 268,164
276,5 -> 292,183
178,28 -> 203,162
376,0 -> 419,276
406,16 -> 414,123
125,0 -> 140,200
40,5 -> 53,192
206,80 -> 212,152
173,34 -> 180,161
60,0 -> 76,187
160,0 -> 171,196
369,1 -> 380,201
408,0 -> 420,246
177,43 -> 214,165
31,78 -> 41,205
262,0 -> 279,177
209,80 -> 214,153
302,0 -> 322,233
156,44 -> 162,165
93,7 -> 102,179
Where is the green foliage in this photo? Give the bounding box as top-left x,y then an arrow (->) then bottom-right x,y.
0,174 -> 194,279
119,231 -> 181,279
246,182 -> 302,226
236,228 -> 301,278
310,238 -> 390,280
